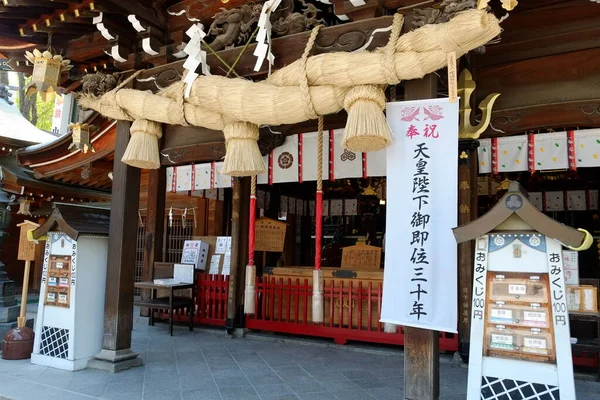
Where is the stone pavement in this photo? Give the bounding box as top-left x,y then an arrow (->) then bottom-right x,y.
0,318 -> 598,400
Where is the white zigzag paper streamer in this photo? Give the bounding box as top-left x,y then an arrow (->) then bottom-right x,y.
182,24 -> 211,98
253,0 -> 282,73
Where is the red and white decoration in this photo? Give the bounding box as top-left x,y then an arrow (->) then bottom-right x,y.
166,129 -> 388,191
478,129 -> 600,174
382,98 -> 459,333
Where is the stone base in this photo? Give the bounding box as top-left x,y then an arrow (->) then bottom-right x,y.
87,349 -> 143,373
0,318 -> 33,343
0,305 -> 19,323
232,328 -> 248,338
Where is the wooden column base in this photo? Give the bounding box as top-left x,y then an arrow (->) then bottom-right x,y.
404,327 -> 440,400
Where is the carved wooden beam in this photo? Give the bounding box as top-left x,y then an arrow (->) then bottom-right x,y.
135,16 -> 394,91
484,99 -> 600,137
159,112 -> 348,166
166,0 -> 253,32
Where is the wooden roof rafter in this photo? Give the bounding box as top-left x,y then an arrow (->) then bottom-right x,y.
17,116 -> 117,181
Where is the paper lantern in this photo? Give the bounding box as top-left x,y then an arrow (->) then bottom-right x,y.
17,199 -> 32,216
24,49 -> 72,102
68,123 -> 95,153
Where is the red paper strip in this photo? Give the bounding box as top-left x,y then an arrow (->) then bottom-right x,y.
491,137 -> 499,175
528,134 -> 535,174
567,130 -> 577,171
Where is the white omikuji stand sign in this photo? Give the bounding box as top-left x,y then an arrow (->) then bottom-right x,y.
381,98 -> 458,333
31,232 -> 108,371
467,234 -> 575,399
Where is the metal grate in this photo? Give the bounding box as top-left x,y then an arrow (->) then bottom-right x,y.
165,217 -> 196,263
39,326 -> 70,359
481,376 -> 560,400
134,218 -> 147,298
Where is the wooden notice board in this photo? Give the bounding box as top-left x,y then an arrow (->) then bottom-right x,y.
255,217 -> 287,253
341,244 -> 382,270
17,220 -> 39,261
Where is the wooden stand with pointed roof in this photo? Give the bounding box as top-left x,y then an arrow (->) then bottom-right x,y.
453,181 -> 590,400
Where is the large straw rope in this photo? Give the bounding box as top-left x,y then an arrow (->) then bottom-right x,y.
79,10 -> 501,173
81,10 -> 500,127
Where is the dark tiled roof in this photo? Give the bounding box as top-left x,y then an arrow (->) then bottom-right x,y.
33,203 -> 110,240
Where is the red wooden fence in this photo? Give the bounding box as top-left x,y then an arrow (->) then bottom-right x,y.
156,274 -> 229,326
246,276 -> 458,351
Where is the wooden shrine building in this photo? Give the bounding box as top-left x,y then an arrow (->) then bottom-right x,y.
0,0 -> 599,386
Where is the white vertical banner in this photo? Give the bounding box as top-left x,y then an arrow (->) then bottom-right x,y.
51,93 -> 74,136
381,98 -> 459,333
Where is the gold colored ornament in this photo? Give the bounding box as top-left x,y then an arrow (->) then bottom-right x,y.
459,151 -> 469,159
459,204 -> 470,214
24,48 -> 73,102
501,0 -> 518,11
17,199 -> 32,216
68,123 -> 96,154
477,0 -> 490,9
458,69 -> 500,140
459,181 -> 470,190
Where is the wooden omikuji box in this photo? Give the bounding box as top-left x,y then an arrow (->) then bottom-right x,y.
341,244 -> 382,270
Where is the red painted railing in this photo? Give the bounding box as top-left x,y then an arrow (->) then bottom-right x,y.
246,276 -> 458,351
155,274 -> 229,326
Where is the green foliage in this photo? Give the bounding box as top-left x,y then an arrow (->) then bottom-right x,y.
15,73 -> 55,131
35,92 -> 55,131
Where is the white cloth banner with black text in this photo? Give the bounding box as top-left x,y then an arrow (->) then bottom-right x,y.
381,98 -> 458,333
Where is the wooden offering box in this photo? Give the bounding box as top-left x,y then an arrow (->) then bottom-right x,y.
262,267 -> 383,329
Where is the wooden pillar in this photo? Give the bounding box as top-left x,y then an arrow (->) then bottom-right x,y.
235,178 -> 250,320
89,120 -> 143,372
403,75 -> 439,400
226,177 -> 242,329
457,139 -> 479,362
140,166 -> 166,317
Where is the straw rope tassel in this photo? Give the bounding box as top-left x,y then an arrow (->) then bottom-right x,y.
122,118 -> 163,169
312,116 -> 324,324
244,175 -> 257,314
221,121 -> 266,176
342,14 -> 402,153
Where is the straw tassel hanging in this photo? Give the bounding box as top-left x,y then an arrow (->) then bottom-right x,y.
221,121 -> 266,176
244,175 -> 258,314
342,85 -> 392,152
312,116 -> 325,324
121,118 -> 163,169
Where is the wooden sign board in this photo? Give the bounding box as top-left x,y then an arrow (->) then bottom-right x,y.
17,220 -> 40,261
341,244 -> 382,270
255,217 -> 287,253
